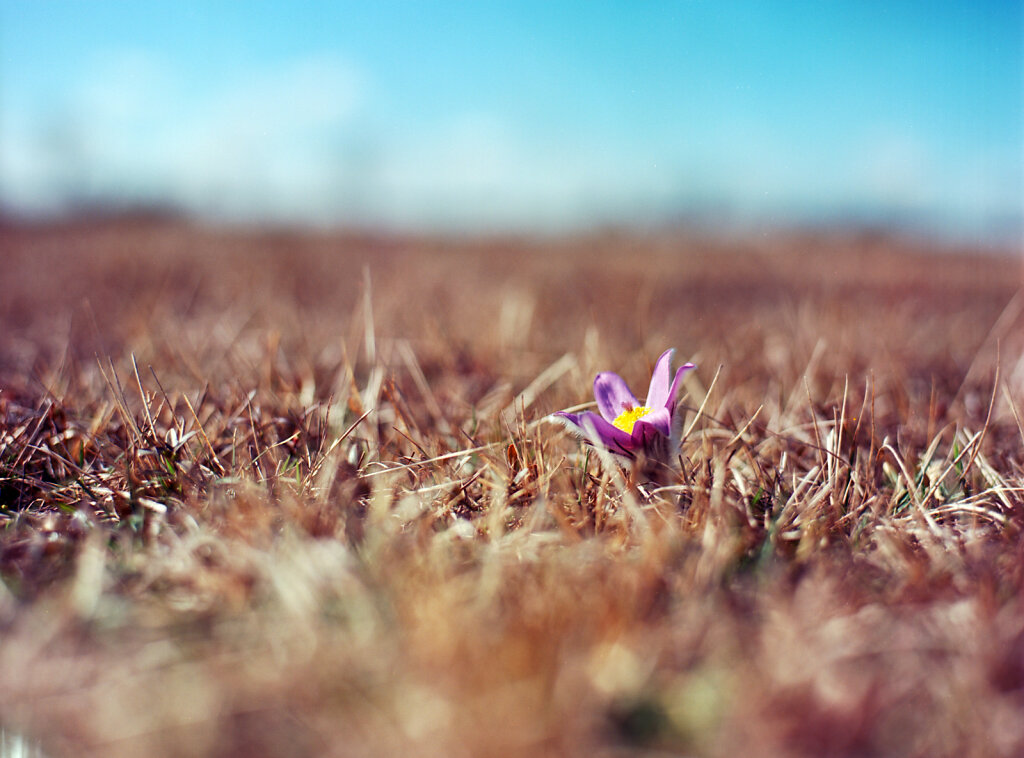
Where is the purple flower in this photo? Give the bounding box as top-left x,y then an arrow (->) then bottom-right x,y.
553,349 -> 695,459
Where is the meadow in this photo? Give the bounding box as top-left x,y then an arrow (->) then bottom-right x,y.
1,218 -> 1023,757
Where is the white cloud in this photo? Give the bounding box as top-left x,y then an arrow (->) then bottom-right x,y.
0,48 -> 681,231
0,50 -> 364,220
367,113 -> 678,230
1,49 -> 1019,241
851,130 -> 937,209
162,55 -> 362,220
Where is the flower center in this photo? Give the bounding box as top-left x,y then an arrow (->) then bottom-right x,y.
612,405 -> 651,434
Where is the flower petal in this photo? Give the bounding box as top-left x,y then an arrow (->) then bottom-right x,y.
634,407 -> 671,438
593,372 -> 639,423
631,419 -> 664,450
551,411 -> 582,428
577,411 -> 637,453
645,349 -> 676,408
665,362 -> 696,410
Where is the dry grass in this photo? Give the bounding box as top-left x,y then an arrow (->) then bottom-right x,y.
1,219 -> 1023,757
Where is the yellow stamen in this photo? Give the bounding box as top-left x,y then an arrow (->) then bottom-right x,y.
613,405 -> 651,434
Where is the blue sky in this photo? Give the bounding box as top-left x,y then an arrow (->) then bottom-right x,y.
2,1 -> 1021,241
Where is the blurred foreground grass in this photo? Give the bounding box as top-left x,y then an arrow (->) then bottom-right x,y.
1,220 -> 1023,757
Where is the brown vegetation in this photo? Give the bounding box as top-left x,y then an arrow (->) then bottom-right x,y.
1,219 -> 1023,757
